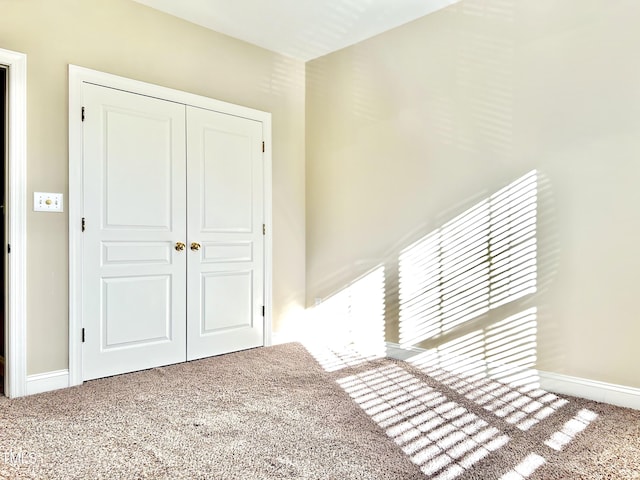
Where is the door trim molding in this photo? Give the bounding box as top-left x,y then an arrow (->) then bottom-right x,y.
68,65 -> 273,387
0,48 -> 27,398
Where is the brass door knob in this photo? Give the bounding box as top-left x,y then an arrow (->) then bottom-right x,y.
175,241 -> 186,252
190,242 -> 201,251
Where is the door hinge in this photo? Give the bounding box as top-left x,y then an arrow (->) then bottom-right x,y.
262,306 -> 265,317
81,217 -> 86,232
82,106 -> 85,122
262,141 -> 265,153
7,244 -> 10,254
262,224 -> 266,235
82,328 -> 85,343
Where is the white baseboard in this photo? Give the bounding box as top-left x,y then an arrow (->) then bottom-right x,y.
386,343 -> 640,411
538,371 -> 640,411
26,369 -> 69,396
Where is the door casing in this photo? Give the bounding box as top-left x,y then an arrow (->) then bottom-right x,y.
0,48 -> 27,399
68,65 -> 273,387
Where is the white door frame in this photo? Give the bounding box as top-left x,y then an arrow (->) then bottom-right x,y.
0,48 -> 28,398
68,65 -> 273,386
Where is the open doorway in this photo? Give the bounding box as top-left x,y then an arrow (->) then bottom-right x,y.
0,47 -> 26,399
0,65 -> 6,396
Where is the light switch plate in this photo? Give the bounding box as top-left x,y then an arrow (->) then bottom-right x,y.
34,192 -> 64,212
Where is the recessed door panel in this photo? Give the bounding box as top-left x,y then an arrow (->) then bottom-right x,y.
104,109 -> 173,230
201,129 -> 253,232
82,84 -> 187,381
102,275 -> 171,347
201,242 -> 253,263
101,241 -> 172,266
201,271 -> 252,333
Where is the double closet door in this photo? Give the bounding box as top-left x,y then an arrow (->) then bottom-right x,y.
81,84 -> 265,381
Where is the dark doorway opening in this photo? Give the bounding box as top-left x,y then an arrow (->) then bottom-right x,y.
0,65 -> 6,395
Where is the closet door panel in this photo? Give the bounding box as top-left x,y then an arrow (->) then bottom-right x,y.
82,84 -> 187,381
186,106 -> 264,360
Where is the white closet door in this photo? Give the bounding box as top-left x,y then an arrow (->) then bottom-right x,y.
82,84 -> 187,381
186,106 -> 264,360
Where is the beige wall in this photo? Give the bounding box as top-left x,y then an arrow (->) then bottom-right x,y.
307,0 -> 640,388
0,0 -> 306,375
2,0 -> 638,391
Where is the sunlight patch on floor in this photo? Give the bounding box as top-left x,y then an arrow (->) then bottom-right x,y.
499,453 -> 546,480
338,364 -> 509,479
409,351 -> 568,432
544,409 -> 598,451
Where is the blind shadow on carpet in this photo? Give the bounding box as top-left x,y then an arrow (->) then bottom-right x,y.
1,342 -> 639,479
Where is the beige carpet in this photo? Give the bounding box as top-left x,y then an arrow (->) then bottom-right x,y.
0,342 -> 638,479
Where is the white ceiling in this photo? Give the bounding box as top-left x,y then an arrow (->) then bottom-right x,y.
132,0 -> 459,62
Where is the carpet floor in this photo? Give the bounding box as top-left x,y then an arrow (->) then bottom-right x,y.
0,342 -> 638,479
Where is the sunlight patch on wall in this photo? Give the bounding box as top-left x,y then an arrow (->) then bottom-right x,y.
407,308 -> 538,386
304,266 -> 386,372
452,0 -> 516,22
399,170 -> 538,348
259,54 -> 305,98
338,364 -> 509,479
